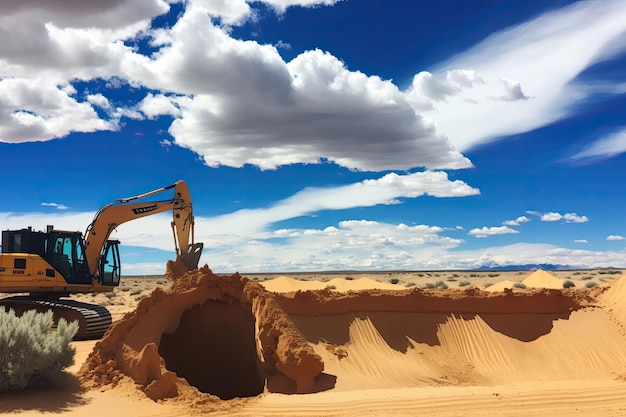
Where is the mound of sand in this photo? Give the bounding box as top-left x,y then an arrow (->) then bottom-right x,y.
81,264 -> 324,403
522,269 -> 564,289
483,280 -> 517,292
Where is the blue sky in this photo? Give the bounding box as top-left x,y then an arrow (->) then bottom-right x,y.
1,0 -> 626,274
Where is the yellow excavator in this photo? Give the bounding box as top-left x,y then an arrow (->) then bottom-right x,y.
0,180 -> 203,339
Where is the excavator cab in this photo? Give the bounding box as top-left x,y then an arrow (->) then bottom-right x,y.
48,231 -> 91,285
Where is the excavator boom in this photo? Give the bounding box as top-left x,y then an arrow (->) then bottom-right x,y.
84,180 -> 203,277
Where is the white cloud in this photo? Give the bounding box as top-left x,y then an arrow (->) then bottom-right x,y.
502,215 -> 530,226
203,171 -> 479,241
444,243 -> 626,270
607,235 -> 626,241
0,170 -> 477,270
0,1 -> 169,30
468,226 -> 519,238
541,212 -> 564,222
0,78 -> 115,142
41,202 -> 69,210
562,213 -> 589,223
496,78 -> 530,102
0,1 -> 472,171
526,210 -> 589,223
139,93 -> 186,119
574,239 -> 588,244
422,0 -> 626,150
407,70 -> 484,102
572,127 -> 626,161
139,13 -> 472,171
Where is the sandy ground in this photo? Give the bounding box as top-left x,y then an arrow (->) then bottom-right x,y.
2,268 -> 626,416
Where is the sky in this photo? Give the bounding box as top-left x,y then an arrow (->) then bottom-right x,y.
1,0 -> 626,274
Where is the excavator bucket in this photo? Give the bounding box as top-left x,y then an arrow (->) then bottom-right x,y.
176,242 -> 204,271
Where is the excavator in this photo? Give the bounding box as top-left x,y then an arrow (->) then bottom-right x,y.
0,180 -> 203,339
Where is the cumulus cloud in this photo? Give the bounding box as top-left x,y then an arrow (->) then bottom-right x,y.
468,226 -> 519,238
495,78 -> 530,101
526,210 -> 589,223
607,235 -> 626,241
0,0 -> 472,171
0,78 -> 115,142
574,239 -> 588,244
502,215 -> 530,226
407,69 -> 484,102
137,11 -> 472,171
571,127 -> 626,161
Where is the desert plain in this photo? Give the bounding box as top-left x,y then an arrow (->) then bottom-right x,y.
2,267 -> 626,416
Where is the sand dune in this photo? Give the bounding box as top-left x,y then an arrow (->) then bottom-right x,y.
5,268 -> 626,416
261,275 -> 405,293
522,269 -> 565,289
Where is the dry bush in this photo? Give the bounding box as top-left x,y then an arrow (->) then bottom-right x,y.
0,308 -> 77,391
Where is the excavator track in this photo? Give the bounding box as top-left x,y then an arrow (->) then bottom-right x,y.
0,296 -> 112,340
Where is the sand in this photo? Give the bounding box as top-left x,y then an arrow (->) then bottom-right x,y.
2,268 -> 626,416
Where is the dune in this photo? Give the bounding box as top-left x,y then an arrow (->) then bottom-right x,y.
261,276 -> 404,293
522,269 -> 564,289
260,275 -> 327,292
7,267 -> 626,416
483,279 -> 517,292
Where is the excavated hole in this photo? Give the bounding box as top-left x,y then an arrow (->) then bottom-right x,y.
158,300 -> 265,400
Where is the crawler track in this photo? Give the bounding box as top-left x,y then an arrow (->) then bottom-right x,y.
0,296 -> 112,340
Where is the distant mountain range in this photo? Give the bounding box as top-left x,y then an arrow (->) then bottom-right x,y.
474,263 -> 577,271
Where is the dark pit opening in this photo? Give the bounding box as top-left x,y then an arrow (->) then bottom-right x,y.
159,300 -> 265,400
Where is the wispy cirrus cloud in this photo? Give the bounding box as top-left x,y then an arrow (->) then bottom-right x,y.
571,127 -> 626,161
421,0 -> 626,151
41,202 -> 69,210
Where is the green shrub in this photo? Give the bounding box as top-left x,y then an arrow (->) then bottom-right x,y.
458,281 -> 471,287
513,282 -> 526,289
405,282 -> 416,288
389,278 -> 400,285
585,281 -> 598,288
345,276 -> 354,280
0,308 -> 77,391
563,280 -> 576,288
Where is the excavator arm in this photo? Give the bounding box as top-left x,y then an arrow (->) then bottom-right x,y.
84,180 -> 203,278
